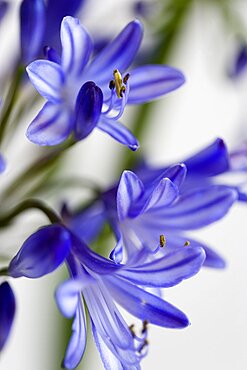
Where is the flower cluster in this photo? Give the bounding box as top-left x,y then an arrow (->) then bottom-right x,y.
0,1 -> 245,370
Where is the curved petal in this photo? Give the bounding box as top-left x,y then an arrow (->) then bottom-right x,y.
141,178 -> 179,213
184,138 -> 230,176
165,233 -> 226,269
127,65 -> 185,104
87,20 -> 143,84
26,102 -> 73,146
20,0 -> 46,63
26,60 -> 64,102
74,81 -> 103,140
0,282 -> 15,351
117,171 -> 144,221
8,224 -> 71,278
117,246 -> 205,287
105,276 -> 189,328
92,321 -> 124,370
98,117 -> 139,151
146,186 -> 238,229
62,299 -> 87,370
61,16 -> 93,77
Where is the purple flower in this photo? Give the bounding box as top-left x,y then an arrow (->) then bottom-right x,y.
229,42 -> 247,79
7,219 -> 205,369
0,282 -> 15,351
56,233 -> 204,369
26,16 -> 185,149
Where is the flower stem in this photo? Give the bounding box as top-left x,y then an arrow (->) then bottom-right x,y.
0,198 -> 61,226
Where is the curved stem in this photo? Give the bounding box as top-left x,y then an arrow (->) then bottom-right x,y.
0,198 -> 61,226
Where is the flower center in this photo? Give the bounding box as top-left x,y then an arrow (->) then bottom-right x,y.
109,69 -> 130,98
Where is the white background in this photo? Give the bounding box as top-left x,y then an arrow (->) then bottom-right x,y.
1,1 -> 247,369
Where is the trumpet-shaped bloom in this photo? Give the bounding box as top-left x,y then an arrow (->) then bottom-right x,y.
7,220 -> 205,369
0,282 -> 15,351
26,16 -> 185,149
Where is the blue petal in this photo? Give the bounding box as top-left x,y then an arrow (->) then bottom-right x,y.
26,102 -> 73,146
164,233 -> 226,269
161,164 -> 187,188
44,0 -> 85,51
26,60 -> 64,102
63,202 -> 106,244
74,81 -> 103,140
117,170 -> 144,221
105,276 -> 189,328
43,46 -> 61,64
184,138 -> 230,176
0,282 -> 15,351
147,186 -> 237,230
86,20 -> 143,85
62,299 -> 87,369
127,65 -> 185,104
20,0 -> 46,64
8,224 -> 71,278
141,178 -> 178,213
98,117 -> 139,150
117,246 -> 205,287
61,16 -> 93,77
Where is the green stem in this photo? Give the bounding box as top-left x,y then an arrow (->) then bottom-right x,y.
0,198 -> 61,226
1,138 -> 76,201
0,64 -> 25,146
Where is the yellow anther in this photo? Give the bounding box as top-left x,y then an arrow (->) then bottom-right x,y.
160,234 -> 166,247
184,240 -> 190,247
113,69 -> 123,98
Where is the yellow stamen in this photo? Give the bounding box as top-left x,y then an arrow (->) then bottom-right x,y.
160,234 -> 166,247
113,69 -> 123,98
184,240 -> 190,246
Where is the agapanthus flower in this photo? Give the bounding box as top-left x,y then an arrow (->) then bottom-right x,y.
26,16 -> 185,149
66,161 -> 237,269
7,217 -> 205,369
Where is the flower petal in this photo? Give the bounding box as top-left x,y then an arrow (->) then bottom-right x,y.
26,102 -> 73,146
117,246 -> 205,287
105,276 -> 189,328
87,20 -> 143,84
146,186 -> 237,229
0,153 -> 6,173
127,65 -> 185,104
62,299 -> 87,370
20,0 -> 46,63
26,60 -> 64,102
98,117 -> 139,151
141,178 -> 178,213
184,138 -> 230,176
8,224 -> 71,278
117,170 -> 144,221
165,234 -> 226,269
74,81 -> 103,140
0,282 -> 15,351
61,16 -> 93,77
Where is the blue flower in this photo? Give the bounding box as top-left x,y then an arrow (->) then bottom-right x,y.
26,16 -> 185,149
84,161 -> 235,269
0,281 -> 15,351
7,220 -> 205,369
